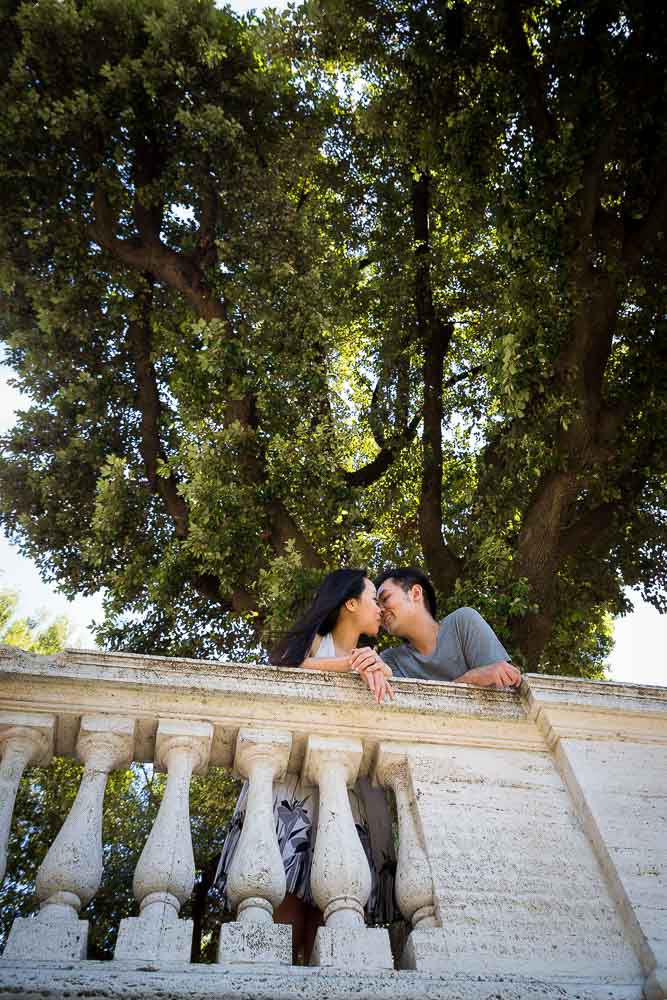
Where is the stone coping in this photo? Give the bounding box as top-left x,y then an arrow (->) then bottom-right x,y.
0,960 -> 645,1000
1,645 -> 665,765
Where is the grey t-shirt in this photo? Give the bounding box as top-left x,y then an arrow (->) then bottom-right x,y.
380,607 -> 509,682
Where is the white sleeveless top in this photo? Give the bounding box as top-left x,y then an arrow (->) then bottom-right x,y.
310,632 -> 336,659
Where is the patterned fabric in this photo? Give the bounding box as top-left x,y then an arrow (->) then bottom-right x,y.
214,634 -> 399,924
214,773 -> 398,923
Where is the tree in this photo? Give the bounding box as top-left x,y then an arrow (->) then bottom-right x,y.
1,0 -> 665,672
296,0 -> 667,672
0,586 -> 68,653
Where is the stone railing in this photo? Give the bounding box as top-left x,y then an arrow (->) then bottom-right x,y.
0,643 -> 665,1000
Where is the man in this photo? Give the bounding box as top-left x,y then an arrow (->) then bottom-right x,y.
374,567 -> 521,689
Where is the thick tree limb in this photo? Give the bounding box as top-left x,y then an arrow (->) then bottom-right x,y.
93,165 -> 323,587
90,182 -> 228,325
412,172 -> 463,593
344,362 -> 487,489
127,285 -> 257,612
344,413 -> 421,488
191,182 -> 220,272
127,284 -> 189,538
557,501 -> 622,564
497,2 -> 558,144
267,500 -> 323,570
579,111 -> 624,246
514,468 -> 578,598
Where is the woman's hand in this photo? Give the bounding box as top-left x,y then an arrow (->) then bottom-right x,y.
350,648 -> 395,703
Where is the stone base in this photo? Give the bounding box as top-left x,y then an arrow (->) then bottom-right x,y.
114,907 -> 193,963
310,925 -> 393,971
2,910 -> 87,961
400,927 -> 448,971
217,920 -> 292,965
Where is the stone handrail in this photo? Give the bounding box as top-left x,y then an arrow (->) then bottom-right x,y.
0,643 -> 665,1000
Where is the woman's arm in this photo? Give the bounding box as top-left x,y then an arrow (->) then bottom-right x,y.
300,655 -> 353,672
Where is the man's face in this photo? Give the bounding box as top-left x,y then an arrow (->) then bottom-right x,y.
377,578 -> 415,636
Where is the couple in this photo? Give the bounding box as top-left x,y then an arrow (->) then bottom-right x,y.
216,565 -> 521,963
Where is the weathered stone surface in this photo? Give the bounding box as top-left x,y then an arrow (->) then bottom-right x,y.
310,926 -> 393,971
3,908 -> 87,962
115,903 -> 193,963
375,744 -> 437,930
303,736 -> 371,937
0,713 -> 55,884
217,920 -> 292,966
0,648 -> 664,998
3,716 -> 134,963
0,646 -> 535,773
224,729 -> 291,922
115,720 -> 212,963
0,960 -> 647,1000
409,743 -> 642,983
526,675 -> 667,999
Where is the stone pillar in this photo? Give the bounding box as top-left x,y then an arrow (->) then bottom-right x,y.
3,715 -> 134,961
524,675 -> 667,997
303,735 -> 392,971
375,743 -> 438,970
114,719 -> 213,963
0,713 -> 55,886
217,728 -> 292,965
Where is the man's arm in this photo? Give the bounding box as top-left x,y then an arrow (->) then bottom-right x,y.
458,660 -> 521,689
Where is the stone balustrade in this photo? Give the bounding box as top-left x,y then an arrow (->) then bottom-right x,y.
0,642 -> 665,1000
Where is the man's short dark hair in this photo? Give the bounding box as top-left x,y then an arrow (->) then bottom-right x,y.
374,567 -> 437,620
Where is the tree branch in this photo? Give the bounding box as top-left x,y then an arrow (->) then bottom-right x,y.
126,284 -> 256,613
344,413 -> 421,488
90,181 -> 228,325
127,283 -> 190,538
497,2 -> 558,144
412,171 -> 463,593
267,500 -> 323,570
191,182 -> 220,272
557,500 -> 622,563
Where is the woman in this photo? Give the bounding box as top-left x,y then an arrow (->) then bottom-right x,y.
215,569 -> 397,964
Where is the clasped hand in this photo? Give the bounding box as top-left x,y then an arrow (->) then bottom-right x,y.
349,647 -> 394,704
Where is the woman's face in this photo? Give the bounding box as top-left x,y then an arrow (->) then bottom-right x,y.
345,577 -> 381,636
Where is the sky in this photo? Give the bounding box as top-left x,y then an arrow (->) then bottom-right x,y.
1,0 -> 665,685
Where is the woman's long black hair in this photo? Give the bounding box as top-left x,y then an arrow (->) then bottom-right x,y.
269,568 -> 368,667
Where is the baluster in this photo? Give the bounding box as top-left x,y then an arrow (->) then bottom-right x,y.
217,728 -> 292,965
0,713 -> 55,885
303,735 -> 393,970
114,719 -> 213,963
375,742 -> 440,970
3,716 -> 134,961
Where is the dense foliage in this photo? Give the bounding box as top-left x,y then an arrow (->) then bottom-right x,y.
0,586 -> 67,652
1,0 -> 666,673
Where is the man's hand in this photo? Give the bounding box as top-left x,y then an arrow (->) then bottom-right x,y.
349,648 -> 395,703
458,660 -> 521,690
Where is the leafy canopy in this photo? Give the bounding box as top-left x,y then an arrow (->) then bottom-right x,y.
1,0 -> 666,673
